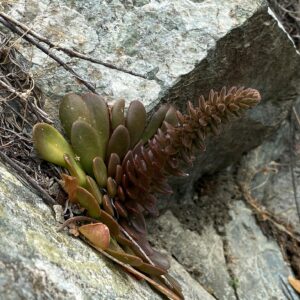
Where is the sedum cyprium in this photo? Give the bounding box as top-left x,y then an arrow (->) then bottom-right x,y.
33,86 -> 261,292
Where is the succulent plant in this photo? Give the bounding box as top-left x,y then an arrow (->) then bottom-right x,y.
33,87 -> 261,298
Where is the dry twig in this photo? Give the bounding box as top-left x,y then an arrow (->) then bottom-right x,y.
0,16 -> 97,93
0,32 -> 59,208
0,12 -> 147,79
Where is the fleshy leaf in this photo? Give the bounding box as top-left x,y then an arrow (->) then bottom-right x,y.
115,234 -> 134,248
126,100 -> 146,147
75,187 -> 101,219
105,248 -> 143,266
92,157 -> 107,188
102,194 -> 114,216
111,99 -> 125,130
114,200 -> 128,218
136,262 -> 167,276
71,120 -> 104,174
86,176 -> 103,205
107,153 -> 120,178
32,123 -> 74,167
61,174 -> 78,202
141,104 -> 169,143
82,93 -> 110,158
107,177 -> 117,198
59,93 -> 91,138
163,106 -> 178,127
99,209 -> 120,237
64,154 -> 86,187
149,250 -> 170,270
79,223 -> 110,250
107,125 -> 130,160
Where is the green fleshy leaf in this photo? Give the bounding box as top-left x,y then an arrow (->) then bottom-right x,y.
82,93 -> 110,158
111,99 -> 125,130
71,120 -> 104,175
32,123 -> 74,167
59,93 -> 91,138
126,100 -> 146,148
141,104 -> 169,143
75,187 -> 101,218
93,157 -> 107,188
63,154 -> 86,187
105,248 -> 143,266
86,176 -> 103,205
107,177 -> 117,198
79,223 -> 110,250
106,125 -> 130,160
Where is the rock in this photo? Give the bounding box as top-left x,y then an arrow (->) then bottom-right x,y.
225,201 -> 298,300
148,211 -> 236,300
0,162 -> 159,299
168,256 -> 216,300
0,162 -> 215,299
148,186 -> 298,300
237,119 -> 300,232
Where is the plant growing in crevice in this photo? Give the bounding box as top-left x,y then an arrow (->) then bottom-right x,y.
33,86 -> 261,299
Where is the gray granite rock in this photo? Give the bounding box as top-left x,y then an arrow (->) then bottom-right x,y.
149,187 -> 299,300
168,256 -> 216,300
237,119 -> 300,232
148,210 -> 236,300
0,162 -> 216,299
226,201 -> 297,300
0,162 -> 159,300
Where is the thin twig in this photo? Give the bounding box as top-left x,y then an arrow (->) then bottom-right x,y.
0,78 -> 32,101
57,216 -> 99,232
0,151 -> 56,206
290,107 -> 300,224
239,182 -> 300,243
2,101 -> 32,127
0,12 -> 147,79
0,17 -> 97,93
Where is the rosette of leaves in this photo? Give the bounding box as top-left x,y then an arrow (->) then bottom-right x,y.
33,87 -> 261,299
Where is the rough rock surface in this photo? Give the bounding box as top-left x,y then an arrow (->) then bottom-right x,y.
0,162 -> 214,300
1,0 -> 300,299
148,175 -> 299,300
149,211 -> 236,300
238,118 -> 300,232
226,201 -> 296,300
